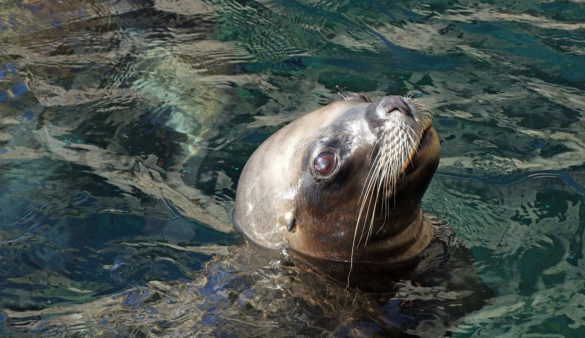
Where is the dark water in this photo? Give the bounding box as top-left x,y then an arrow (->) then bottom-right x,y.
1,0 -> 584,336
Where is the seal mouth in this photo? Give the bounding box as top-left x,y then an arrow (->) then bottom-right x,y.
411,125 -> 433,164
390,123 -> 434,194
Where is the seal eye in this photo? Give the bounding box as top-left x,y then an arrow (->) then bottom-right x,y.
314,152 -> 336,176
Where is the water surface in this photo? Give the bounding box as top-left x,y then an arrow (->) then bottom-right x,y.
1,0 -> 584,336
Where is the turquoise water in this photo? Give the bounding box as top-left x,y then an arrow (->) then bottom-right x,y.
1,0 -> 584,336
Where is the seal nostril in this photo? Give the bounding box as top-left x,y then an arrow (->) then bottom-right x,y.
376,96 -> 413,117
381,96 -> 412,117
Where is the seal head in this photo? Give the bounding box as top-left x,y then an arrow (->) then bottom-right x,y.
234,94 -> 440,266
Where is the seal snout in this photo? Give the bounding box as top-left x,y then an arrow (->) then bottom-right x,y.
376,95 -> 412,117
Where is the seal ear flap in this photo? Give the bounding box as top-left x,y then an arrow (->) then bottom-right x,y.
342,92 -> 372,103
284,209 -> 296,232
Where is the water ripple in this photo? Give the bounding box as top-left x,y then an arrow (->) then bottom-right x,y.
1,0 -> 585,336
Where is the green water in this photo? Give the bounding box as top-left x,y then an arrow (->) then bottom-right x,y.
0,0 -> 584,336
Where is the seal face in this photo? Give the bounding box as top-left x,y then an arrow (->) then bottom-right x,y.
234,94 -> 440,266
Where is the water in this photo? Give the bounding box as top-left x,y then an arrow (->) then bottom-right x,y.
1,0 -> 584,336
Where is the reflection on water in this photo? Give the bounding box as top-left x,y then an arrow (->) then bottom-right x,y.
1,0 -> 584,336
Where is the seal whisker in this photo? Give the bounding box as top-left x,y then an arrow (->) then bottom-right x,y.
348,137 -> 391,284
365,148 -> 391,244
373,151 -> 390,237
382,148 -> 391,225
413,101 -> 434,121
377,149 -> 393,236
365,183 -> 381,244
374,136 -> 395,238
358,151 -> 384,246
353,135 -> 392,252
348,145 -> 383,284
372,122 -> 419,233
353,143 -> 384,248
374,131 -> 403,236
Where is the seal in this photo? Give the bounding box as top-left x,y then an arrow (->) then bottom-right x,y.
234,93 -> 440,269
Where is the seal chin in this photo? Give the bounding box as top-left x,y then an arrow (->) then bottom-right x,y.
396,126 -> 440,195
417,125 -> 434,155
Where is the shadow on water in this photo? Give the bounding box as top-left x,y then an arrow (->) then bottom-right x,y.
1,0 -> 585,336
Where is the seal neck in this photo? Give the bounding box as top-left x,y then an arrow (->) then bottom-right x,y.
354,207 -> 433,265
289,209 -> 437,289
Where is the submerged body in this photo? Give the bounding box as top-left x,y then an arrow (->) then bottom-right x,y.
234,94 -> 441,269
